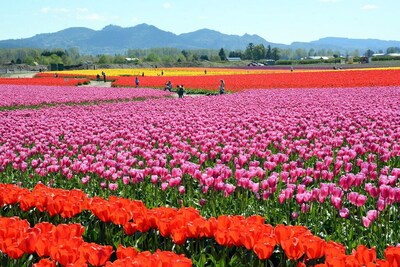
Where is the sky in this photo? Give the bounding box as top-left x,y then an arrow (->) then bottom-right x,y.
1,0 -> 399,44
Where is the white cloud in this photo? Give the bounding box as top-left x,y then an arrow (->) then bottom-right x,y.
319,0 -> 340,3
40,7 -> 69,14
361,4 -> 378,10
40,7 -> 51,14
77,13 -> 105,22
76,8 -> 89,13
163,2 -> 172,9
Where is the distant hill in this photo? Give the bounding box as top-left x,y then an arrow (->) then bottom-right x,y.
291,37 -> 400,53
0,24 -> 399,55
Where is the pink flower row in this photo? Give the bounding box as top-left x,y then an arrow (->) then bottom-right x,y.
0,87 -> 400,225
0,85 -> 171,107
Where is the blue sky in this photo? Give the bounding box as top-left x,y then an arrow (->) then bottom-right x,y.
2,0 -> 398,44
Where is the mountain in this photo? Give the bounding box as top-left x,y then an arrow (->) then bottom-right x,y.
0,24 -> 280,54
291,37 -> 400,53
0,24 -> 399,55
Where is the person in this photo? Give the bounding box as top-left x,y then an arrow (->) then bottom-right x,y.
96,74 -> 101,81
54,73 -> 58,78
135,76 -> 139,88
142,72 -> 145,77
102,72 -> 106,82
177,85 -> 185,98
164,81 -> 172,92
161,70 -> 164,76
290,66 -> 294,72
219,79 -> 225,95
204,69 -> 207,75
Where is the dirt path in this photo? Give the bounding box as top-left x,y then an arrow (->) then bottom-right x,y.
81,80 -> 113,87
82,81 -> 205,98
3,72 -> 38,78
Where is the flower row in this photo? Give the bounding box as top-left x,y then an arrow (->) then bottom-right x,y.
36,67 -> 293,78
0,216 -> 191,267
33,68 -> 400,92
1,183 -> 400,266
1,87 -> 400,253
0,77 -> 90,86
0,85 -> 171,108
111,69 -> 400,91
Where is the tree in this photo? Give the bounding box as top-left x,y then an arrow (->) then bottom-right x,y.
144,53 -> 160,62
271,48 -> 280,61
228,50 -> 243,58
266,45 -> 272,59
200,55 -> 209,61
24,56 -> 35,65
244,43 -> 255,60
364,49 -> 374,57
350,49 -> 360,57
113,55 -> 126,64
386,47 -> 400,54
98,55 -> 110,64
181,50 -> 190,60
218,48 -> 227,61
252,44 -> 266,60
294,48 -> 307,60
192,54 -> 199,61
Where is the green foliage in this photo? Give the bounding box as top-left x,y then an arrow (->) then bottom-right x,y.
275,60 -> 293,65
113,55 -> 126,64
144,52 -> 160,62
218,48 -> 227,61
98,54 -> 111,64
200,55 -> 209,61
386,47 -> 400,54
371,55 -> 400,61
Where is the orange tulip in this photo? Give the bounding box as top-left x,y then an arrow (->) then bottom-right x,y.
19,227 -> 41,254
116,244 -> 139,259
79,242 -> 113,266
354,244 -> 376,265
253,241 -> 275,260
5,244 -> 25,259
33,258 -> 57,267
384,246 -> 400,267
280,237 -> 305,260
199,217 -> 217,238
301,235 -> 326,260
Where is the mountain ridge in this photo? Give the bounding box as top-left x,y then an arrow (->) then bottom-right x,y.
0,24 -> 399,55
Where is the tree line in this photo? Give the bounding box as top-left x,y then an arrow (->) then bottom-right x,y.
1,45 -> 399,67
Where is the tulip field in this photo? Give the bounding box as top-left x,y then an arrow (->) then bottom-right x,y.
34,67 -> 400,93
1,67 -> 400,266
0,85 -> 171,110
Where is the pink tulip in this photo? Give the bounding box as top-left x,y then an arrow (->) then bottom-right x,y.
339,208 -> 349,218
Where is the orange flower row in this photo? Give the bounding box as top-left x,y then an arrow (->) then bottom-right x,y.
0,216 -> 191,267
1,183 -> 400,266
111,69 -> 400,91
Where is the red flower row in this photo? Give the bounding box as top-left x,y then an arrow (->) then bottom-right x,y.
0,216 -> 191,267
1,183 -> 400,266
0,77 -> 90,86
111,69 -> 400,91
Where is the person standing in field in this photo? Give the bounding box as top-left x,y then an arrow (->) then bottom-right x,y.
102,71 -> 106,82
135,76 -> 140,88
177,85 -> 185,98
219,79 -> 225,95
